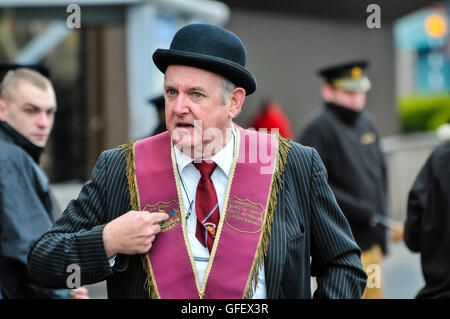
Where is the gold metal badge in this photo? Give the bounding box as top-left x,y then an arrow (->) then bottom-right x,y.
361,132 -> 376,145
351,66 -> 362,80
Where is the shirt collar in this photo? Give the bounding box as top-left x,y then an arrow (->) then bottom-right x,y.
0,121 -> 44,164
173,125 -> 236,177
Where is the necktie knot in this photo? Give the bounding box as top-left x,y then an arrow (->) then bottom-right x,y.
194,161 -> 217,179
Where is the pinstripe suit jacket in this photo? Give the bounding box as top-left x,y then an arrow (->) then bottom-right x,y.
28,139 -> 366,298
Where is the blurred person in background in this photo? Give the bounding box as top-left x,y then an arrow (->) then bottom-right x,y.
250,98 -> 293,139
404,123 -> 450,298
146,94 -> 166,137
298,60 -> 403,299
0,66 -> 88,299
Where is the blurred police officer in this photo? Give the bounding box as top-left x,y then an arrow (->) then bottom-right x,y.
297,60 -> 402,299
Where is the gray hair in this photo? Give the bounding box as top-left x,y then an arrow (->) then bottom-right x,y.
221,77 -> 236,104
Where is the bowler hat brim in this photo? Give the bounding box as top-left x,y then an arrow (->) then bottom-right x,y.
153,49 -> 256,95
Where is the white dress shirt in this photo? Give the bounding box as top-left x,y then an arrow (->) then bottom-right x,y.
173,126 -> 267,299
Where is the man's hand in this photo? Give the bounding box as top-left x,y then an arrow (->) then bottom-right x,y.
370,214 -> 404,243
72,287 -> 89,299
102,211 -> 169,258
389,220 -> 404,242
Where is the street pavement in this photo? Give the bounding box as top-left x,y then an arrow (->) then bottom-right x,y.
382,241 -> 424,299
50,182 -> 425,299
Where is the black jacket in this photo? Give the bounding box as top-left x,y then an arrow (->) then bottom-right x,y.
0,121 -> 71,298
404,141 -> 450,298
298,103 -> 387,253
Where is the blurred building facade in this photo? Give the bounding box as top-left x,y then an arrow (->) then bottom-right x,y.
395,4 -> 449,95
394,4 -> 450,135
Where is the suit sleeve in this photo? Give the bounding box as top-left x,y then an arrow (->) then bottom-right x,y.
28,151 -> 114,289
27,283 -> 72,299
404,155 -> 432,252
308,149 -> 367,298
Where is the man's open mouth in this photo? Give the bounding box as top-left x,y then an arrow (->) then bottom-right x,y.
176,123 -> 194,128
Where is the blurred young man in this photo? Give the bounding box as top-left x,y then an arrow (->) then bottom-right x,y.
0,67 -> 88,298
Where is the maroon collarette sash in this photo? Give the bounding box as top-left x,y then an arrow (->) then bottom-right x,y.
132,126 -> 278,299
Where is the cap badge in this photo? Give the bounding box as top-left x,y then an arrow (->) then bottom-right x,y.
351,67 -> 362,80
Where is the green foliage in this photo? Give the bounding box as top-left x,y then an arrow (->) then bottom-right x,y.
397,94 -> 450,132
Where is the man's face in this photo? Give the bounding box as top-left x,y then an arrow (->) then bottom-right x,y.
164,65 -> 240,158
0,81 -> 57,147
330,87 -> 367,112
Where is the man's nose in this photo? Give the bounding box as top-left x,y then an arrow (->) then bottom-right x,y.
36,112 -> 51,128
172,94 -> 189,115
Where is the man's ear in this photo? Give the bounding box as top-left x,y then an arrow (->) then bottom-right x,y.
0,99 -> 7,121
228,87 -> 246,119
321,84 -> 335,102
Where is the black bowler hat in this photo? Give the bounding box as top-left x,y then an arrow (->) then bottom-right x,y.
0,62 -> 50,81
152,23 -> 256,95
318,60 -> 371,92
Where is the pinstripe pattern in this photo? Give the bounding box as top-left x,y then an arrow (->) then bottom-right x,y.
28,139 -> 366,298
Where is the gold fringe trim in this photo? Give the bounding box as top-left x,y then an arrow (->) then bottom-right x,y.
242,134 -> 291,299
119,142 -> 159,299
118,142 -> 139,212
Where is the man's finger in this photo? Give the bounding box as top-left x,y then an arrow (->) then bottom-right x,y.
146,212 -> 170,226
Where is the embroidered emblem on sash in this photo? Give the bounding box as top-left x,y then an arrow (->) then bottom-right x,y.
143,200 -> 181,232
225,196 -> 264,234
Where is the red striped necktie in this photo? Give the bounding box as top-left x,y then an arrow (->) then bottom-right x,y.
194,160 -> 219,252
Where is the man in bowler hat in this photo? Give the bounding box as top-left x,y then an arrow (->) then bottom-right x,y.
29,24 -> 366,298
298,60 -> 403,299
